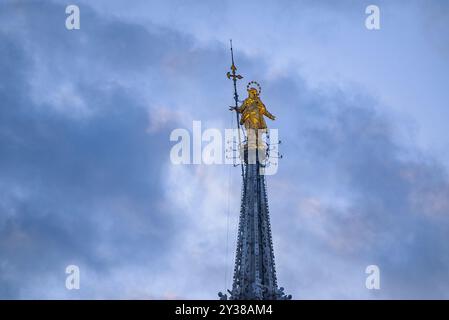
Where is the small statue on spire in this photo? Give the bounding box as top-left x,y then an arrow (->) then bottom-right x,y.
230,81 -> 276,130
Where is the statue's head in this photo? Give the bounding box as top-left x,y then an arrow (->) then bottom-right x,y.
247,87 -> 258,98
246,81 -> 261,99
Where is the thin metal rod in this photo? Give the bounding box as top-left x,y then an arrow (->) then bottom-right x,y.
229,39 -> 244,177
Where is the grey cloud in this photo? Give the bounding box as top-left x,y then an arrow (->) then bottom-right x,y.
262,73 -> 449,298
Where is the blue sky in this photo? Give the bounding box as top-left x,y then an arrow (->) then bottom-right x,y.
1,0 -> 449,299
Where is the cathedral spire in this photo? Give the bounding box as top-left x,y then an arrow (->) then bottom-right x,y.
219,43 -> 291,300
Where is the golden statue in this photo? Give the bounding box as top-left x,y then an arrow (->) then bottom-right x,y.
231,81 -> 276,130
230,81 -> 275,152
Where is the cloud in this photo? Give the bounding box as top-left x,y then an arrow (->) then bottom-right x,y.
0,1 -> 181,298
264,77 -> 449,298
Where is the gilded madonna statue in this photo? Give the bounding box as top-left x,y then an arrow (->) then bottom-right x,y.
231,81 -> 275,130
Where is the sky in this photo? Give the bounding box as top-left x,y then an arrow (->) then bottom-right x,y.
1,0 -> 449,299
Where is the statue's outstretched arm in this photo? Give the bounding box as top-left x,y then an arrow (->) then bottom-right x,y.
266,111 -> 276,120
261,103 -> 276,120
229,101 -> 246,113
237,102 -> 247,113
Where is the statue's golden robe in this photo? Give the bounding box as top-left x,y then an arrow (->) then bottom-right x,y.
237,93 -> 275,130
